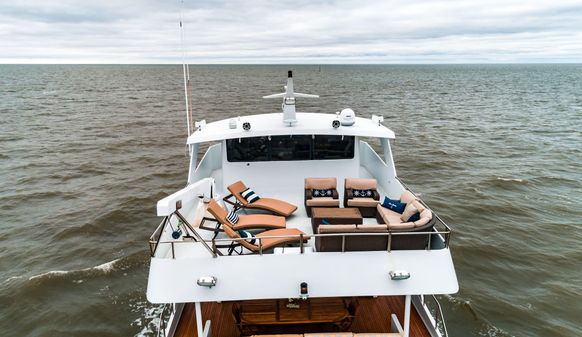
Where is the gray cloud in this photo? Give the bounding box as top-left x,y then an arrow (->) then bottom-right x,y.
0,0 -> 581,63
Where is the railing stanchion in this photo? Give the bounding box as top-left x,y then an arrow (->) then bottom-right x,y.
300,234 -> 304,254
171,242 -> 175,259
387,231 -> 392,252
259,238 -> 263,255
342,235 -> 346,252
427,229 -> 432,251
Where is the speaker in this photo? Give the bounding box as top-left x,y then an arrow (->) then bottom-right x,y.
332,120 -> 341,129
242,122 -> 251,131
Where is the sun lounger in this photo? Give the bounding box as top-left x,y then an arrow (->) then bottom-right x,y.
224,181 -> 298,217
222,224 -> 308,254
203,200 -> 286,235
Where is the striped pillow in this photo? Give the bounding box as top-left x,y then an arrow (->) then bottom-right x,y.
226,210 -> 239,224
241,188 -> 260,203
237,230 -> 256,244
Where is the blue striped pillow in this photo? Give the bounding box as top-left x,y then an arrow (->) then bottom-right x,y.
226,210 -> 239,224
237,230 -> 256,244
241,188 -> 260,203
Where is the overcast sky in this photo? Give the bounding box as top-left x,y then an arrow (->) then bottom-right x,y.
1,0 -> 582,64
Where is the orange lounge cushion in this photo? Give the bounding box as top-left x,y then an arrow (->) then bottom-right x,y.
247,197 -> 298,216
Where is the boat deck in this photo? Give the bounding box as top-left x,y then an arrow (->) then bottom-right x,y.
173,296 -> 431,337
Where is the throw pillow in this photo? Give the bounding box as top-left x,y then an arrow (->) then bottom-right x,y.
312,189 -> 333,197
226,210 -> 239,224
353,189 -> 373,197
237,230 -> 256,244
408,212 -> 421,222
241,188 -> 260,203
381,196 -> 407,214
401,202 -> 420,222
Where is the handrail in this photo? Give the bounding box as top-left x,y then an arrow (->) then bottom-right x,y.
423,295 -> 449,337
395,176 -> 453,248
150,227 -> 452,258
156,303 -> 175,337
149,216 -> 169,257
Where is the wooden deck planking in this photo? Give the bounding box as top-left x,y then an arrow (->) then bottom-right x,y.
173,296 -> 431,337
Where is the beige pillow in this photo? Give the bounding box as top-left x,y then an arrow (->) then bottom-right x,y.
400,200 -> 425,222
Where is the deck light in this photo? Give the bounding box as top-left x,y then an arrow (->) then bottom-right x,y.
242,122 -> 251,131
197,276 -> 217,288
300,282 -> 309,300
332,120 -> 340,129
389,270 -> 410,281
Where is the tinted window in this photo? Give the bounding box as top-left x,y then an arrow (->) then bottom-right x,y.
226,136 -> 270,162
313,135 -> 355,160
271,135 -> 312,161
226,135 -> 354,162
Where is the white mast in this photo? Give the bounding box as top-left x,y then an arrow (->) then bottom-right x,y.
263,70 -> 319,126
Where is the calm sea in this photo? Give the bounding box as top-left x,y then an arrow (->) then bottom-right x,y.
0,64 -> 581,337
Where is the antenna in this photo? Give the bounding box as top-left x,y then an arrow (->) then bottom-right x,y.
179,0 -> 193,139
263,71 -> 319,126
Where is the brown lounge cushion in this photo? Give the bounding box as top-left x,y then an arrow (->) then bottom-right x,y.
228,181 -> 298,217
207,199 -> 286,230
223,225 -> 308,252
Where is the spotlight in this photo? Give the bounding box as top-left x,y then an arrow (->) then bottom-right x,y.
197,276 -> 217,288
332,120 -> 340,129
242,122 -> 251,131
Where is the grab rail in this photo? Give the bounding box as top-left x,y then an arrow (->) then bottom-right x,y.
423,295 -> 449,337
395,176 -> 453,248
156,303 -> 174,337
150,227 -> 452,258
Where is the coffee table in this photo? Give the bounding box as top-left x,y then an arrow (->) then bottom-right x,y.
311,207 -> 363,233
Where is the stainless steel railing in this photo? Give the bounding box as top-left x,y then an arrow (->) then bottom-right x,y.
156,303 -> 174,337
423,295 -> 449,337
150,227 -> 452,258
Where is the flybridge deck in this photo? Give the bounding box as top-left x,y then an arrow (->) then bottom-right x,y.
187,112 -> 395,145
148,71 -> 457,337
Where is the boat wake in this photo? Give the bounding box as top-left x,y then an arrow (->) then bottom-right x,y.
131,300 -> 164,337
27,258 -> 121,282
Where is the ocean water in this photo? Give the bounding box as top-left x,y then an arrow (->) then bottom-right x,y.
0,64 -> 581,337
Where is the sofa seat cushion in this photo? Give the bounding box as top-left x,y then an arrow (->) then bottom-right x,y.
376,204 -> 404,224
318,224 -> 357,233
347,198 -> 379,207
306,197 -> 340,207
388,221 -> 415,230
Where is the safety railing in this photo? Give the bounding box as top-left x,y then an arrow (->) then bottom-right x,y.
150,226 -> 452,259
423,295 -> 449,337
156,303 -> 175,337
395,176 -> 453,247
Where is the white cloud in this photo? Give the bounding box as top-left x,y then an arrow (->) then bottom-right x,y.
0,0 -> 581,63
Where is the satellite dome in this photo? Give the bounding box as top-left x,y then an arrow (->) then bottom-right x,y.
339,108 -> 356,126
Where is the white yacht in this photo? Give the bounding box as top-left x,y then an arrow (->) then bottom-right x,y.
147,71 -> 458,337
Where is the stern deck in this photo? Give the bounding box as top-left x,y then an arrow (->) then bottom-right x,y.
174,296 -> 431,337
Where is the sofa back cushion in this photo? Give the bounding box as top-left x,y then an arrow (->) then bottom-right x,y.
305,177 -> 337,190
345,178 -> 377,190
399,190 -> 417,204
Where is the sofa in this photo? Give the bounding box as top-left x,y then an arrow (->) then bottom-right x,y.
304,177 -> 340,216
344,178 -> 380,217
375,191 -> 436,249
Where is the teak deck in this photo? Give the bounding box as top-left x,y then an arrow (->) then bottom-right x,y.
173,296 -> 431,337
